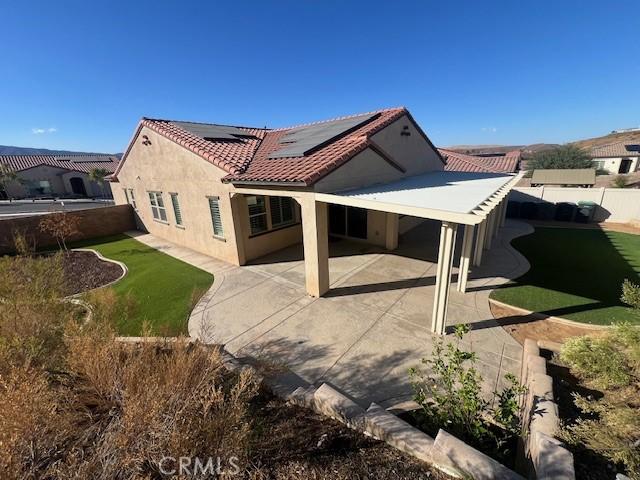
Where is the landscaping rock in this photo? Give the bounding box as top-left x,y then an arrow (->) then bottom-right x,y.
432,429 -> 525,480
362,403 -> 434,463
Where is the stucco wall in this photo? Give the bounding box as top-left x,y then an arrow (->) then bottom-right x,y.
592,156 -> 639,174
112,126 -> 245,265
314,114 -> 444,193
3,166 -> 112,198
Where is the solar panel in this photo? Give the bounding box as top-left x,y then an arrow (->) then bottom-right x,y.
171,121 -> 256,140
268,113 -> 378,159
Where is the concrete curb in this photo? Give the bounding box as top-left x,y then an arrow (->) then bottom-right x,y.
519,338 -> 576,480
489,298 -> 613,330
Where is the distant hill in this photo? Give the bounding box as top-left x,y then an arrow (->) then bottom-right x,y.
0,145 -> 121,157
571,131 -> 640,151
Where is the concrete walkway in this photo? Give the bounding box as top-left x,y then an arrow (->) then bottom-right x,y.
129,220 -> 533,409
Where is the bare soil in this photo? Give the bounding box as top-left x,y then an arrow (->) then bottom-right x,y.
491,302 -> 606,346
542,350 -> 621,480
249,391 -> 452,479
60,250 -> 123,295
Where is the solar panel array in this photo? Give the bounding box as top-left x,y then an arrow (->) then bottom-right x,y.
268,113 -> 378,159
171,121 -> 256,140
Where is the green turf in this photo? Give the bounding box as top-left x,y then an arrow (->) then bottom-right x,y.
71,234 -> 214,335
490,227 -> 640,325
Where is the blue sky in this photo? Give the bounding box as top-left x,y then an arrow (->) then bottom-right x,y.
1,1 -> 638,153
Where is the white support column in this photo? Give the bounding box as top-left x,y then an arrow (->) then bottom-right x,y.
456,224 -> 474,293
385,212 -> 399,250
300,198 -> 329,297
500,196 -> 508,227
473,219 -> 486,266
484,210 -> 495,250
492,200 -> 502,239
431,221 -> 458,335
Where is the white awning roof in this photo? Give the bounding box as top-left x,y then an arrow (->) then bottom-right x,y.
315,171 -> 523,225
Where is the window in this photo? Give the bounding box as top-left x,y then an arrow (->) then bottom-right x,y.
329,205 -> 367,239
38,180 -> 52,194
593,160 -> 605,171
269,196 -> 295,228
170,193 -> 183,226
148,191 -> 167,222
208,196 -> 224,238
247,195 -> 268,235
128,189 -> 137,210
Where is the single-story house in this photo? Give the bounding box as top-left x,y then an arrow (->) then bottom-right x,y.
590,143 -> 640,174
0,154 -> 119,199
110,107 -> 521,334
530,168 -> 596,187
439,148 -> 521,173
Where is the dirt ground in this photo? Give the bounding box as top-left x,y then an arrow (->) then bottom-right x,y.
491,302 -> 606,346
248,391 -> 452,479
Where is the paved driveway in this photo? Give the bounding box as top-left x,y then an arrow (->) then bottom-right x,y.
187,219 -> 532,409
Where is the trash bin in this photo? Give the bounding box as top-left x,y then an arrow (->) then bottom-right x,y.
520,202 -> 539,219
576,201 -> 597,223
555,202 -> 576,222
506,201 -> 521,218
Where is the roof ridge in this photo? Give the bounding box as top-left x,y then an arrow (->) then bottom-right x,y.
143,117 -> 269,131
270,107 -> 407,132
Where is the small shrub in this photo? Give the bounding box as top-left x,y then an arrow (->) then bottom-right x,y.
560,336 -> 631,389
409,324 -> 526,462
38,211 -> 80,251
612,175 -> 629,188
621,279 -> 640,311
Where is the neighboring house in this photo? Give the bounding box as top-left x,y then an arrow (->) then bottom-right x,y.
0,154 -> 119,199
530,168 -> 596,187
589,143 -> 640,174
439,148 -> 521,173
110,107 -> 519,334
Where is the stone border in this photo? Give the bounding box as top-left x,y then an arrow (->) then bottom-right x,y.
66,248 -> 128,297
519,339 -> 575,479
490,298 -> 612,330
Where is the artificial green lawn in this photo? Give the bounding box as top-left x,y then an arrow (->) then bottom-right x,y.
71,234 -> 213,335
491,227 -> 640,325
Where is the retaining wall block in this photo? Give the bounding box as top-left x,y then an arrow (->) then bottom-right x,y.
530,431 -> 575,480
432,429 -> 525,480
312,384 -> 367,428
362,403 -> 434,463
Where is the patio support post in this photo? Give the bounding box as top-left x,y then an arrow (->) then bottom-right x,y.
385,212 -> 399,250
484,210 -> 495,250
431,221 -> 458,335
456,224 -> 474,293
473,219 -> 486,266
492,201 -> 502,239
300,198 -> 330,297
500,196 -> 508,227
229,193 -> 247,266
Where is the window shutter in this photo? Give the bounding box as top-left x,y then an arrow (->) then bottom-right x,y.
171,193 -> 183,225
208,197 -> 224,237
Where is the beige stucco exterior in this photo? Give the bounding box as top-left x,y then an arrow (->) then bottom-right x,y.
111,115 -> 444,268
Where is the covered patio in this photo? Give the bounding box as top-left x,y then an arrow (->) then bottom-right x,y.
233,170 -> 523,335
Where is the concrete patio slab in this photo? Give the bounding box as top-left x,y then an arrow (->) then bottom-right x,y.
131,219 -> 533,408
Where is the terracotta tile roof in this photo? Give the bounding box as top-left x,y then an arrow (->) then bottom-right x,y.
114,108 -> 431,186
0,154 -> 120,175
590,143 -> 640,158
440,149 -> 520,174
225,108 -> 409,185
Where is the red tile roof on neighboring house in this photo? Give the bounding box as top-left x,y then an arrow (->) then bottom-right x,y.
439,149 -> 520,174
0,154 -> 120,175
590,143 -> 640,158
114,107 -> 443,186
